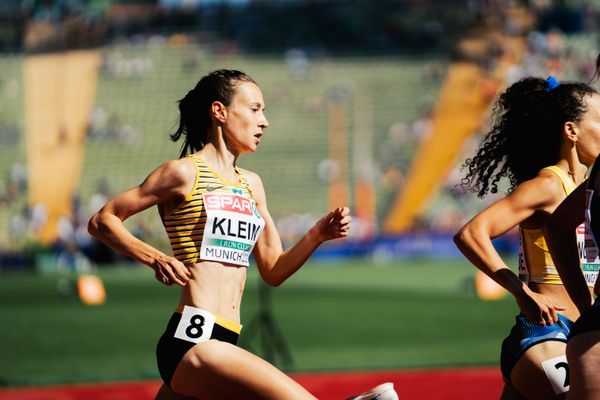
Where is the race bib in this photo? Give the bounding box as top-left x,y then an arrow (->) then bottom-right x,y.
174,306 -> 216,344
541,355 -> 569,395
200,193 -> 265,267
518,230 -> 529,283
583,190 -> 600,287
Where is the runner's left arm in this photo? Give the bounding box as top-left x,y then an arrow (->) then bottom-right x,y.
245,171 -> 351,286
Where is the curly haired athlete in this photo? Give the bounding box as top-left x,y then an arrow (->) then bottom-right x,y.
455,76 -> 600,399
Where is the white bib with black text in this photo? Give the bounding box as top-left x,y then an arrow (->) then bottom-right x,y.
200,192 -> 265,267
582,190 -> 600,287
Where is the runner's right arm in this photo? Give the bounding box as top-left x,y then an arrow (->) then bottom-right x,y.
88,160 -> 192,286
454,174 -> 566,325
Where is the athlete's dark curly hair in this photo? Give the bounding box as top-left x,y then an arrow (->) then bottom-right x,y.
461,77 -> 597,197
170,69 -> 256,158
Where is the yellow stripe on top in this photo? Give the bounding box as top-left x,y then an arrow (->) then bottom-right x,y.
520,166 -> 579,285
544,165 -> 578,194
161,154 -> 253,265
175,304 -> 242,334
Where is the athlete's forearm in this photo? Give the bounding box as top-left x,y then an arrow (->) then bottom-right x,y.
257,228 -> 322,286
88,211 -> 165,268
454,224 -> 522,294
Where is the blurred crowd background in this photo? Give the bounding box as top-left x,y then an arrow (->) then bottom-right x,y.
0,0 -> 599,273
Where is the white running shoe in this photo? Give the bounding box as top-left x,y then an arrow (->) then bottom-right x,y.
348,382 -> 398,400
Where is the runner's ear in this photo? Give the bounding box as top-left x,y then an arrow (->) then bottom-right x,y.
563,121 -> 578,144
211,101 -> 227,123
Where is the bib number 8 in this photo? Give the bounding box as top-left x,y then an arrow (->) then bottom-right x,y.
174,306 -> 216,344
186,315 -> 206,339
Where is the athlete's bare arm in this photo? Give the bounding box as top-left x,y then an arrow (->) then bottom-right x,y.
454,172 -> 568,325
88,158 -> 194,286
244,169 -> 350,286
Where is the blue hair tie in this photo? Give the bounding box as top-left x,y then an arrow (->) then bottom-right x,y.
544,76 -> 560,92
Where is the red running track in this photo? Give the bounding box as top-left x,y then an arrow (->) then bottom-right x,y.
0,367 -> 503,400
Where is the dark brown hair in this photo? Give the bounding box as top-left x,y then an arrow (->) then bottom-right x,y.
170,69 -> 256,158
462,77 -> 597,197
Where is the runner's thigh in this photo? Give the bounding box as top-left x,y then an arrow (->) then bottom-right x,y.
510,341 -> 568,400
170,340 -> 317,400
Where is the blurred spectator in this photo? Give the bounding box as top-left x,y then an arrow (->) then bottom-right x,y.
102,50 -> 154,79
10,162 -> 27,194
88,108 -> 141,145
285,48 -> 310,81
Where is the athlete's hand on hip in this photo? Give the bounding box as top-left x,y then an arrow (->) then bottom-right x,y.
152,256 -> 191,287
313,207 -> 352,242
516,288 -> 565,326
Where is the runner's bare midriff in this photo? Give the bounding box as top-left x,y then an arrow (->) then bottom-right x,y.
179,261 -> 248,323
530,282 -> 593,321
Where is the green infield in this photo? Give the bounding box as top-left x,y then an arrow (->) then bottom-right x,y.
0,257 -> 518,386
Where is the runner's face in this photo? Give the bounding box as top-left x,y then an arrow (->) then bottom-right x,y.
223,82 -> 269,153
576,93 -> 600,167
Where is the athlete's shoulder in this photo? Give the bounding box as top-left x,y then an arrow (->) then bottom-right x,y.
153,157 -> 196,188
536,167 -> 570,194
237,167 -> 267,201
238,167 -> 262,186
512,168 -> 569,208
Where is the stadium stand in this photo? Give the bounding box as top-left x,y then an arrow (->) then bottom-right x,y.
0,1 -> 598,269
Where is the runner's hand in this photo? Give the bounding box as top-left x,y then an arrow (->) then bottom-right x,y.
312,207 -> 352,242
516,288 -> 565,326
152,256 -> 191,287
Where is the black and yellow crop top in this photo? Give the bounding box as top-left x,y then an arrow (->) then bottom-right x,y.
161,155 -> 265,267
518,165 -> 592,286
